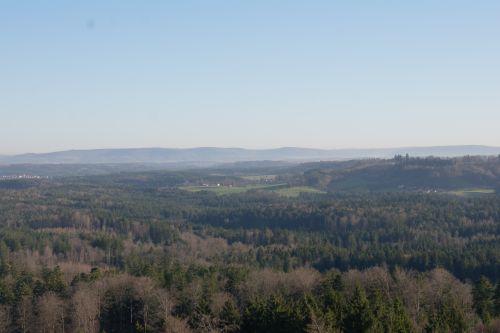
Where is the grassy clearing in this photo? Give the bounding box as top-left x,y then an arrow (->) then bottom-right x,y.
180,183 -> 287,195
180,184 -> 326,197
447,188 -> 496,197
274,186 -> 327,197
240,175 -> 277,181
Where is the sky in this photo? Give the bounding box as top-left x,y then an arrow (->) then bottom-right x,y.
1,0 -> 499,154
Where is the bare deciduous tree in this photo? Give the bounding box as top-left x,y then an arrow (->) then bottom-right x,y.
17,295 -> 34,333
72,286 -> 100,333
164,316 -> 192,333
37,292 -> 66,333
0,305 -> 11,333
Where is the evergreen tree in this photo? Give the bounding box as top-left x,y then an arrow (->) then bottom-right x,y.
494,282 -> 500,317
391,298 -> 414,333
41,266 -> 67,296
473,276 -> 495,323
370,290 -> 389,332
220,299 -> 240,332
343,285 -> 373,332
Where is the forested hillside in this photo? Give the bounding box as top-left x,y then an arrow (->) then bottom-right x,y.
299,155 -> 500,192
0,160 -> 499,332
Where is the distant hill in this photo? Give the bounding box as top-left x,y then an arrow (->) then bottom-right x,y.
1,145 -> 499,165
300,156 -> 500,192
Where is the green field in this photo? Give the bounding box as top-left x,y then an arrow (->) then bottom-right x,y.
447,188 -> 496,197
240,175 -> 277,181
274,186 -> 327,197
180,184 -> 327,196
180,183 -> 287,195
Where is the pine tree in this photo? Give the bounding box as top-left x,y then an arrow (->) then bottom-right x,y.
220,299 -> 240,332
343,285 -> 373,332
494,282 -> 500,317
391,298 -> 414,333
473,276 -> 495,323
370,290 -> 388,332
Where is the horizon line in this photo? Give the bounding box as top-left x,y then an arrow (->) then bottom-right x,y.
2,144 -> 500,157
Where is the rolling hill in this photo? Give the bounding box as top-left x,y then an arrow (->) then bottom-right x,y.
300,156 -> 500,192
1,145 -> 499,165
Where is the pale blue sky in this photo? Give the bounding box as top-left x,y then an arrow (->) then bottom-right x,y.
1,0 -> 499,154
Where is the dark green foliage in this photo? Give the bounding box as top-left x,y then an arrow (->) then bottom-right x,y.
473,276 -> 495,323
0,280 -> 14,304
101,286 -> 143,333
241,295 -> 308,333
220,299 -> 241,332
426,289 -> 470,333
41,266 -> 67,296
71,267 -> 101,285
390,299 -> 414,333
0,162 -> 498,332
52,235 -> 71,255
343,285 -> 374,332
495,282 -> 500,316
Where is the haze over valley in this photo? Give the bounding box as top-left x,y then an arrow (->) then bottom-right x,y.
1,1 -> 500,332
1,145 -> 500,165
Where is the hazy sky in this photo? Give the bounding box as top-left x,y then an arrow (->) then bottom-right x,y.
1,1 -> 499,154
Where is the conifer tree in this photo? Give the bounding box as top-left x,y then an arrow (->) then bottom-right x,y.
473,276 -> 495,323
343,285 -> 373,332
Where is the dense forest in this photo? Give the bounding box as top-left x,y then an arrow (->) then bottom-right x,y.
0,156 -> 499,332
296,155 -> 500,192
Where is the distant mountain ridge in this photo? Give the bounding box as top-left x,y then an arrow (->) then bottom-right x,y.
1,145 -> 499,165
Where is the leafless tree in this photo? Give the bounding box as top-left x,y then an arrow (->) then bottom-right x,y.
36,292 -> 66,333
17,295 -> 34,333
0,305 -> 11,333
135,277 -> 156,333
164,316 -> 192,333
72,285 -> 100,333
157,289 -> 175,330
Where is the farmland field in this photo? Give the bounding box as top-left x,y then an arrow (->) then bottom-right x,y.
274,186 -> 327,197
447,188 -> 496,197
179,183 -> 287,195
